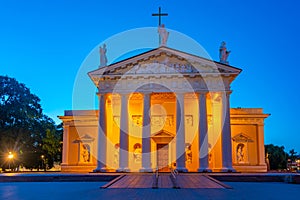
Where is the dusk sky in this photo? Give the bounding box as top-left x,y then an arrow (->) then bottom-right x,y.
1,0 -> 300,153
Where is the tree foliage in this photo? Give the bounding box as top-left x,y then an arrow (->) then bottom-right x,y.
265,144 -> 288,170
0,75 -> 62,170
288,149 -> 298,162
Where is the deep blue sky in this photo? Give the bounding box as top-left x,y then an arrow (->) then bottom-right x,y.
1,0 -> 300,153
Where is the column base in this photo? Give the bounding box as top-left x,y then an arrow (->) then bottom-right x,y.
93,167 -> 107,173
139,168 -> 153,172
176,167 -> 188,172
116,168 -> 130,172
197,168 -> 212,173
221,168 -> 236,173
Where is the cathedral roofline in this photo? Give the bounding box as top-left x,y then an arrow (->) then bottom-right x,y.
88,46 -> 243,88
89,46 -> 242,75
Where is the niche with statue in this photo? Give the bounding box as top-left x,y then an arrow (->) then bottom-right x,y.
74,134 -> 95,164
232,133 -> 253,164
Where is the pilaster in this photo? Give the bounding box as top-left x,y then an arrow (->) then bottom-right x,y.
62,124 -> 69,165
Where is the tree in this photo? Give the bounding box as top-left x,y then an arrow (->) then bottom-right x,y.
42,123 -> 62,169
0,75 -> 62,170
265,144 -> 288,170
288,149 -> 298,162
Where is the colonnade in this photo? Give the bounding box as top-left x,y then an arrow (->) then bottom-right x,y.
94,91 -> 234,172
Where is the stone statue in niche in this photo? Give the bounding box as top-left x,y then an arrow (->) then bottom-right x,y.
236,143 -> 245,163
219,41 -> 231,64
82,144 -> 90,162
185,144 -> 192,164
133,143 -> 142,163
158,24 -> 169,46
99,44 -> 107,67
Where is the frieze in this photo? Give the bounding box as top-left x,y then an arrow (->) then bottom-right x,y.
107,54 -> 224,75
231,118 -> 264,124
151,115 -> 174,127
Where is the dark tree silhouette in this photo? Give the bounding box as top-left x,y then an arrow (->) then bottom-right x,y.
265,144 -> 288,170
0,76 -> 61,170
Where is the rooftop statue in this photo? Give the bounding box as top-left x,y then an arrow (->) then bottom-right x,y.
219,41 -> 231,64
158,24 -> 169,46
99,44 -> 107,67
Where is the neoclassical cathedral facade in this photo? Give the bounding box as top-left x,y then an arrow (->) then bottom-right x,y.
59,40 -> 269,173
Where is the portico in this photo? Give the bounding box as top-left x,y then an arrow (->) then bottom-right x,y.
87,45 -> 241,172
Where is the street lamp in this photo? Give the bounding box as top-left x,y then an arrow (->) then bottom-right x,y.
8,152 -> 14,171
41,155 -> 45,171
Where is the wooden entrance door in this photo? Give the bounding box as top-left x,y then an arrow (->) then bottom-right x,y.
157,144 -> 169,172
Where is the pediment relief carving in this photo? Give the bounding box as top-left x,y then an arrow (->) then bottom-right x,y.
104,54 -> 233,76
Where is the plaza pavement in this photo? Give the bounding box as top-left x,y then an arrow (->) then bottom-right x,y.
0,173 -> 299,200
0,181 -> 300,200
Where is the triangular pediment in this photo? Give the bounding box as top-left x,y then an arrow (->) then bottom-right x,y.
88,46 -> 241,85
152,130 -> 174,138
232,133 -> 254,143
74,134 -> 95,143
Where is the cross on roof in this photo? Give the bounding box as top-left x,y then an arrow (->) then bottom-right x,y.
152,7 -> 168,26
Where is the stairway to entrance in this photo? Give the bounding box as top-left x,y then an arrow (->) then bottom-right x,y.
101,174 -> 230,189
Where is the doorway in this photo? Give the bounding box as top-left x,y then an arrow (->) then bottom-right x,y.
157,143 -> 169,172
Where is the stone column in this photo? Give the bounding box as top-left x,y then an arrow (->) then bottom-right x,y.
197,92 -> 212,172
176,93 -> 188,172
257,124 -> 267,166
62,125 -> 69,165
117,93 -> 130,172
140,92 -> 152,172
94,93 -> 107,172
221,92 -> 235,172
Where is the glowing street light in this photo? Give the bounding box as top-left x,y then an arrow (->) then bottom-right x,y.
8,152 -> 14,171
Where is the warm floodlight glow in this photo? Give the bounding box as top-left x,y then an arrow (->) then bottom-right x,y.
8,151 -> 14,171
8,152 -> 14,159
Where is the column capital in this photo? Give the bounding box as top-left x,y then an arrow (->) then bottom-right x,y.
141,92 -> 152,96
196,91 -> 208,97
120,92 -> 130,102
222,90 -> 232,96
118,92 -> 131,97
195,91 -> 208,95
175,92 -> 185,101
63,124 -> 70,129
96,92 -> 108,97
